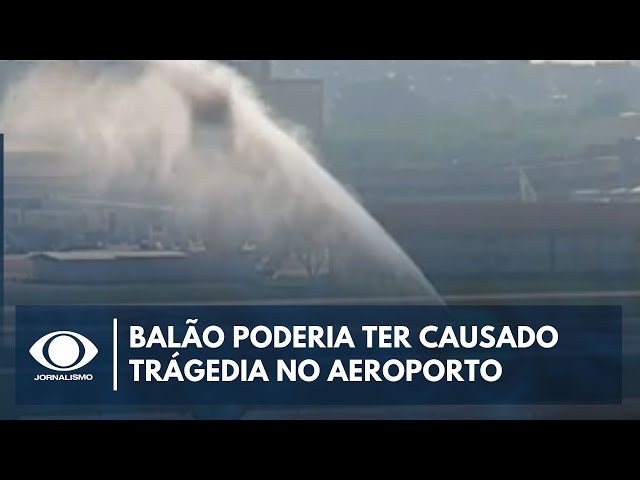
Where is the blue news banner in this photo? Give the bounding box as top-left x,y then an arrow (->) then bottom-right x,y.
15,305 -> 622,405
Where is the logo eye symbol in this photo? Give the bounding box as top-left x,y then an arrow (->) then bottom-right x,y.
29,331 -> 98,372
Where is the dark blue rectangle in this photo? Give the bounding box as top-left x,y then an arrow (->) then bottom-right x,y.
15,305 -> 622,405
1,133 -> 3,311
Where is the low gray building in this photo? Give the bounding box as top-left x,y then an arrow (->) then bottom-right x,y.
373,202 -> 640,278
224,60 -> 324,143
29,250 -> 260,284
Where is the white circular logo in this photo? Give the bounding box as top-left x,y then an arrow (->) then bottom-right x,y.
29,331 -> 99,371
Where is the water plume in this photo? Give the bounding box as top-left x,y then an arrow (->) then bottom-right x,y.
1,60 -> 441,301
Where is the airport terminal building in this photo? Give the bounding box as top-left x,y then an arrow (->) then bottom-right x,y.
373,202 -> 640,278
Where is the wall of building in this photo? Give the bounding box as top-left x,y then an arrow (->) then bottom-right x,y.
406,234 -> 553,275
4,209 -> 21,228
373,203 -> 640,277
226,60 -> 272,82
21,209 -> 108,233
224,61 -> 325,144
260,79 -> 324,143
397,232 -> 640,276
107,207 -> 175,242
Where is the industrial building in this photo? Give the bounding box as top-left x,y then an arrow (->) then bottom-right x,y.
372,202 -> 640,277
225,60 -> 324,142
334,138 -> 640,204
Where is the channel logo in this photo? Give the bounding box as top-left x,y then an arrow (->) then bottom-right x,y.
29,331 -> 99,372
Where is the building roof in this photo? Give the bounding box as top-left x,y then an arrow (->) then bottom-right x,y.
30,250 -> 188,262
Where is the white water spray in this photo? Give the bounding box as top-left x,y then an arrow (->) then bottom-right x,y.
0,60 -> 441,301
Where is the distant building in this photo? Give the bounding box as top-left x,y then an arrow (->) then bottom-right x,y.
372,202 -> 640,277
29,250 -> 261,284
21,209 -> 108,233
30,250 -> 187,284
4,201 -> 113,252
224,60 -> 325,143
336,165 -> 527,203
4,208 -> 22,228
225,60 -> 273,81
